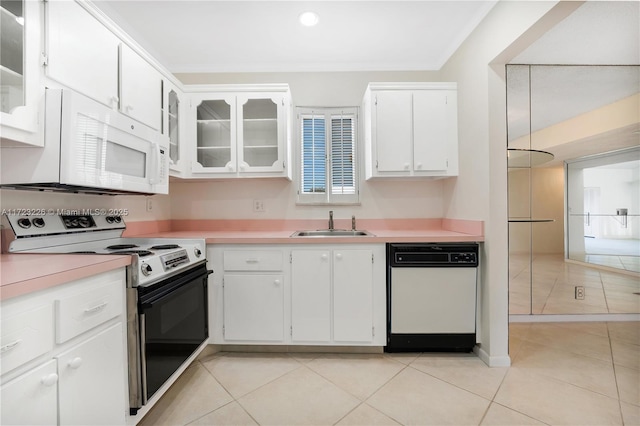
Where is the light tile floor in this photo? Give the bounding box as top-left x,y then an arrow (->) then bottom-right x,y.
509,253 -> 640,315
139,322 -> 639,426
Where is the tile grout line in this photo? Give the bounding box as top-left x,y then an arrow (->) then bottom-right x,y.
606,322 -> 627,425
199,353 -> 308,425
330,355 -> 414,425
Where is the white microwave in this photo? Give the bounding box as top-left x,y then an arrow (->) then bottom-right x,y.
0,89 -> 169,195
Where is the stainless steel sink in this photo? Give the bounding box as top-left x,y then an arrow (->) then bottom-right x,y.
290,229 -> 375,237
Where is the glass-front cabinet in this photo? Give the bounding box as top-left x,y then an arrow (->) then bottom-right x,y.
194,95 -> 235,171
0,0 -> 42,146
163,80 -> 186,174
238,95 -> 281,171
189,85 -> 291,178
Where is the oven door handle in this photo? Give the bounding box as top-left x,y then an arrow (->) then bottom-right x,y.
139,268 -> 213,309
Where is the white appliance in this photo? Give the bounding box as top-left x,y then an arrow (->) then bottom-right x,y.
0,89 -> 169,195
386,243 -> 479,352
2,212 -> 210,414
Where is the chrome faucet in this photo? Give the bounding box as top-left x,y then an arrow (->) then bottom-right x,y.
328,210 -> 334,230
352,215 -> 356,231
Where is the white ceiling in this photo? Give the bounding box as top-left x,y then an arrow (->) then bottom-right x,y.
93,0 -> 496,73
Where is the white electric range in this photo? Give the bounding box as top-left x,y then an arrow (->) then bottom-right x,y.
1,211 -> 211,415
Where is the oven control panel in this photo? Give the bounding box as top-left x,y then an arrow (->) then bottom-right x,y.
61,215 -> 97,229
160,249 -> 190,271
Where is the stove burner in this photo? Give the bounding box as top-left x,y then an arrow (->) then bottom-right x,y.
71,251 -> 98,254
113,250 -> 154,257
148,244 -> 181,250
106,244 -> 139,250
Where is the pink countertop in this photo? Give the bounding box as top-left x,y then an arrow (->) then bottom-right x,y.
133,218 -> 485,244
139,228 -> 483,244
0,254 -> 132,301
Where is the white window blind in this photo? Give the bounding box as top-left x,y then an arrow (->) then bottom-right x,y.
298,107 -> 358,204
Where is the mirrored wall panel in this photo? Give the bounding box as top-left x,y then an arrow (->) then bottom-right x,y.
507,64 -> 640,315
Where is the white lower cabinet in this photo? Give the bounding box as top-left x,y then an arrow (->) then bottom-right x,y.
291,249 -> 375,343
333,250 -> 375,342
291,250 -> 331,342
56,324 -> 126,425
210,244 -> 386,347
0,269 -> 127,425
0,360 -> 58,425
223,274 -> 284,341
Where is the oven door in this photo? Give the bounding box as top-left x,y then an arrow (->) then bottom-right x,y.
136,262 -> 211,408
55,89 -> 169,194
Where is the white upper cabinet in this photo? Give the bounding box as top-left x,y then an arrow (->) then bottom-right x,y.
119,44 -> 162,131
46,0 -> 119,109
164,81 -> 186,174
0,0 -> 43,146
45,1 -> 162,131
363,83 -> 459,179
187,85 -> 292,179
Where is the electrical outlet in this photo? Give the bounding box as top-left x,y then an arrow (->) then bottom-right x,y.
146,197 -> 153,212
253,200 -> 265,212
575,286 -> 585,300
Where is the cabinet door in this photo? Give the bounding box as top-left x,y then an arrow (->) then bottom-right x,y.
333,250 -> 374,342
237,93 -> 286,173
0,360 -> 58,425
192,95 -> 236,173
223,274 -> 284,341
374,91 -> 412,173
165,82 -> 184,173
57,323 -> 126,426
46,0 -> 119,108
0,0 -> 42,145
120,44 -> 162,130
291,250 -> 331,342
413,90 -> 450,172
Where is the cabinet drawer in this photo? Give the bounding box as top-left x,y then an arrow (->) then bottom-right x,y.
223,250 -> 283,271
1,305 -> 54,376
55,282 -> 123,343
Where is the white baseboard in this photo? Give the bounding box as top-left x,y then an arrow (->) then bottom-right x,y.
510,313 -> 640,323
474,345 -> 511,367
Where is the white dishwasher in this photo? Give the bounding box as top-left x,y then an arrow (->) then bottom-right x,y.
385,243 -> 479,352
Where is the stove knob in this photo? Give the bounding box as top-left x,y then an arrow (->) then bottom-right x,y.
106,216 -> 115,224
17,218 -> 31,229
194,248 -> 202,258
141,263 -> 153,276
113,216 -> 122,223
33,217 -> 45,228
79,217 -> 91,228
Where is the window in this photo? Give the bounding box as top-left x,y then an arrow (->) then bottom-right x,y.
297,107 -> 359,204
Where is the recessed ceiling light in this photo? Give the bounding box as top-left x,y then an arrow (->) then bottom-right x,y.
299,11 -> 319,27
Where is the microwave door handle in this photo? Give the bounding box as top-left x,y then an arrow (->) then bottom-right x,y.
149,142 -> 162,185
